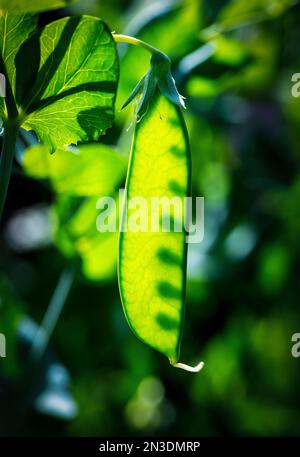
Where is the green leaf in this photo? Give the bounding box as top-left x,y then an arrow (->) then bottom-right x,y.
22,143 -> 126,196
0,12 -> 38,118
186,30 -> 277,99
0,0 -> 75,14
1,15 -> 119,152
20,16 -> 118,153
22,142 -> 126,282
212,35 -> 247,66
186,75 -> 233,98
201,0 -> 298,38
54,194 -> 120,282
218,0 -> 296,26
118,93 -> 190,364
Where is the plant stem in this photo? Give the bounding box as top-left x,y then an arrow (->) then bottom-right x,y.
0,121 -> 18,222
29,267 -> 75,362
113,33 -> 161,55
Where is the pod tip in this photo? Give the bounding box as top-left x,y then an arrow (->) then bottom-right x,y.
172,360 -> 204,373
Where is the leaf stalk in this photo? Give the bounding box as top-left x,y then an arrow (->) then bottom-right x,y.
0,121 -> 18,222
29,267 -> 76,362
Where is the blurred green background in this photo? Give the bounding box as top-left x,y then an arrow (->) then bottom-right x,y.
1,0 -> 300,437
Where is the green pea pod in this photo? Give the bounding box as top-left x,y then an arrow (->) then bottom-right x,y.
118,93 -> 203,370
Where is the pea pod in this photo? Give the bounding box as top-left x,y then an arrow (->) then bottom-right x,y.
118,93 -> 202,368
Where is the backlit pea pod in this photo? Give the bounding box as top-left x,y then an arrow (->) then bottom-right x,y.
118,93 -> 192,365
